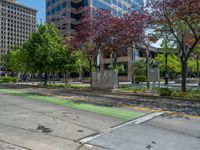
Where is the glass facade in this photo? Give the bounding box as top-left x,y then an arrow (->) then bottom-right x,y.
46,0 -> 67,17
89,0 -> 144,16
46,0 -> 144,36
46,0 -> 143,17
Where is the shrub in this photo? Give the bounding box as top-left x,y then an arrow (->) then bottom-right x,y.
135,76 -> 146,83
12,77 -> 18,83
121,87 -> 146,93
158,88 -> 173,96
171,91 -> 200,99
2,76 -> 12,83
120,84 -> 129,88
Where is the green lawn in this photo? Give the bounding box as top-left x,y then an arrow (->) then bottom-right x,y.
0,88 -> 144,120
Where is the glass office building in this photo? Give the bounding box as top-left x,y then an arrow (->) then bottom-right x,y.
46,0 -> 144,36
91,0 -> 143,16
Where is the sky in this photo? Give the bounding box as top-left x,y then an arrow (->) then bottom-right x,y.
17,0 -> 45,23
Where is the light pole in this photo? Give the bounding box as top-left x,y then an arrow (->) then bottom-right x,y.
146,48 -> 150,90
196,55 -> 200,86
165,52 -> 169,85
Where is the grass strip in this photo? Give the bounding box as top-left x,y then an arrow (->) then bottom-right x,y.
0,88 -> 144,120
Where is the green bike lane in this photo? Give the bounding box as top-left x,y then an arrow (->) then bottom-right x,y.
0,88 -> 147,150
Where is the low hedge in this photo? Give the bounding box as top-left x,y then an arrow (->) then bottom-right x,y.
0,76 -> 18,83
157,88 -> 200,100
121,87 -> 146,93
12,77 -> 18,83
2,76 -> 13,83
171,91 -> 200,99
135,76 -> 146,83
158,88 -> 173,96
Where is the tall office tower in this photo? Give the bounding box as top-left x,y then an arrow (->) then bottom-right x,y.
46,0 -> 144,36
0,0 -> 37,73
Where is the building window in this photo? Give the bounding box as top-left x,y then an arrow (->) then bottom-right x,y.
62,2 -> 67,9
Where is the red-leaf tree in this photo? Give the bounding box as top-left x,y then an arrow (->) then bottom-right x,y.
74,7 -> 150,70
147,0 -> 200,91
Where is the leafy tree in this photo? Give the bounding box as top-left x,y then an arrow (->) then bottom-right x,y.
147,0 -> 200,91
155,53 -> 181,77
132,60 -> 146,77
75,7 -> 149,69
156,53 -> 199,79
3,47 -> 26,76
4,23 -> 78,85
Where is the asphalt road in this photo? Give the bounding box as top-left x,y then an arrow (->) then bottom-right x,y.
0,93 -> 200,150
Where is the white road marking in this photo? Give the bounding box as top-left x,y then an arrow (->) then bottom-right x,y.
134,112 -> 164,124
80,112 -> 164,144
85,144 -> 93,148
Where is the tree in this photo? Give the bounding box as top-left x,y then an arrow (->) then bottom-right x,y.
4,23 -> 76,85
155,53 -> 181,78
74,7 -> 149,69
132,60 -> 146,81
147,0 -> 200,91
23,23 -> 65,85
193,45 -> 200,85
3,47 -> 26,76
156,53 -> 199,79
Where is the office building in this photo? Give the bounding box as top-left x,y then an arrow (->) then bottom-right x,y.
46,0 -> 158,82
46,0 -> 144,36
0,0 -> 37,72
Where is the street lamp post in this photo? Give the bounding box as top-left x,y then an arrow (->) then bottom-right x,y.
197,56 -> 200,86
146,48 -> 150,90
165,52 -> 169,85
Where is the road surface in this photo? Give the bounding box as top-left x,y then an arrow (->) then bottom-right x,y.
0,93 -> 199,150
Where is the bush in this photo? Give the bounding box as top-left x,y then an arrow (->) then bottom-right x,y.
158,88 -> 173,96
2,76 -> 12,83
135,76 -> 146,83
121,87 -> 146,93
12,77 -> 18,83
120,84 -> 129,88
171,91 -> 200,99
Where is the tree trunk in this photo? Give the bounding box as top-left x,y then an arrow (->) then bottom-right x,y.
64,72 -> 70,85
64,72 -> 67,85
44,72 -> 48,86
113,54 -> 117,70
181,59 -> 187,92
48,72 -> 51,85
79,66 -> 82,82
32,73 -> 35,86
52,72 -> 55,86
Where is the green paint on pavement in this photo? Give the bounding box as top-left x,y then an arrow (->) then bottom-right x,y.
0,88 -> 144,120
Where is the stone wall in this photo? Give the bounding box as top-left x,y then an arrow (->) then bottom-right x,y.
92,70 -> 118,89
